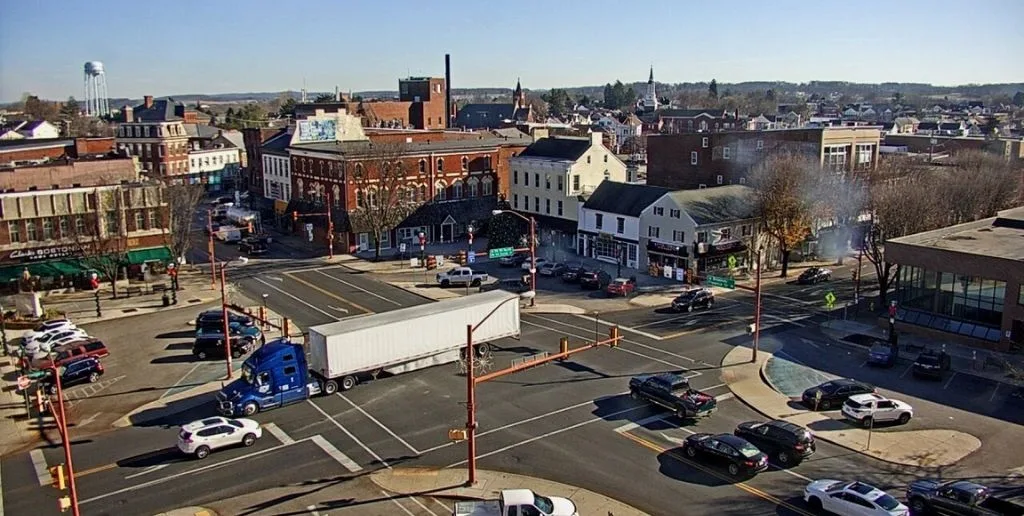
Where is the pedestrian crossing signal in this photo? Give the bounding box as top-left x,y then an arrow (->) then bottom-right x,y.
58,496 -> 71,512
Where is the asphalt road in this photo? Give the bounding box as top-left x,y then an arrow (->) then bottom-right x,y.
4,261 -> 1016,516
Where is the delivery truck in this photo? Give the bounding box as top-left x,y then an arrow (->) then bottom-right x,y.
216,290 -> 522,417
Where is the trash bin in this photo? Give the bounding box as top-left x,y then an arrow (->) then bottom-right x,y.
162,293 -> 170,307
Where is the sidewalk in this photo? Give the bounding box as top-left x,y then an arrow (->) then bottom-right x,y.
720,343 -> 981,468
821,319 -> 1024,386
371,467 -> 648,516
0,354 -> 51,456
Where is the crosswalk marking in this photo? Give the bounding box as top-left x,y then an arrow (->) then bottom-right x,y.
29,449 -> 49,486
263,423 -> 294,445
311,435 -> 362,472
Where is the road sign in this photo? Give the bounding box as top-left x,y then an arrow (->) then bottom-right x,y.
488,247 -> 514,259
727,255 -> 738,269
467,252 -> 476,264
17,375 -> 29,390
399,243 -> 407,253
706,275 -> 736,289
825,291 -> 837,308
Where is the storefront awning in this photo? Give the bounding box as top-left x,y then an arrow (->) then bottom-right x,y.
128,247 -> 173,265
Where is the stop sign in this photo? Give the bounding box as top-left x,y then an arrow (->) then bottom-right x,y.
17,376 -> 30,390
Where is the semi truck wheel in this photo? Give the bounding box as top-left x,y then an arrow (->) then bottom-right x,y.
340,375 -> 357,391
242,402 -> 258,416
474,343 -> 491,358
323,379 -> 339,395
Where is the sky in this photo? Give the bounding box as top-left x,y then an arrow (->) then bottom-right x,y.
2,0 -> 1023,102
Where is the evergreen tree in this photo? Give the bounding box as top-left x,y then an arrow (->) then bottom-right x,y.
708,79 -> 719,99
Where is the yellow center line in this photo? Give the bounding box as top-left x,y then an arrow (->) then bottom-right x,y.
283,271 -> 374,314
617,431 -> 817,516
74,463 -> 118,478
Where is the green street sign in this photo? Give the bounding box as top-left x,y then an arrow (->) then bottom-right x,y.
727,255 -> 738,269
825,291 -> 837,308
706,275 -> 736,289
488,247 -> 515,259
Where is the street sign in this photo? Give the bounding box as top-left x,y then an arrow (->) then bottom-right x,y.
825,291 -> 837,308
17,375 -> 29,390
727,255 -> 738,269
706,275 -> 736,289
488,247 -> 514,259
467,252 -> 476,264
399,243 -> 407,253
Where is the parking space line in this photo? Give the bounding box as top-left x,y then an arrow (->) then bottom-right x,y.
315,270 -> 403,306
337,394 -> 419,455
431,498 -> 451,512
162,362 -> 203,399
445,405 -> 645,467
254,277 -> 344,321
306,400 -> 389,468
943,372 -> 958,390
702,383 -> 727,391
569,313 -> 663,340
284,272 -> 373,314
899,364 -> 914,378
29,449 -> 49,486
381,491 -> 417,516
989,383 -> 1000,402
263,422 -> 294,445
715,393 -> 735,402
408,495 -> 440,516
311,435 -> 362,472
530,314 -> 698,363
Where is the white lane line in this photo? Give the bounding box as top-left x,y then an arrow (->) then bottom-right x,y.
943,372 -> 958,390
630,305 -> 742,330
337,394 -> 419,455
539,314 -> 698,363
80,439 -> 304,505
264,422 -> 295,445
161,362 -> 203,399
311,434 -> 362,473
431,497 -> 451,512
124,464 -> 168,480
306,400 -> 388,468
715,393 -> 735,402
445,405 -> 645,467
899,364 -> 914,378
989,383 -> 1000,402
702,383 -> 728,391
306,505 -> 321,516
408,495 -> 440,516
313,270 -> 402,306
29,449 -> 49,486
382,491 -> 417,516
417,392 -> 630,455
569,313 -> 663,340
614,413 -> 670,433
254,277 -> 343,321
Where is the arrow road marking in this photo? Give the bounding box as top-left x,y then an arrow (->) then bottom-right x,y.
77,413 -> 101,427
327,305 -> 350,314
124,464 -> 168,480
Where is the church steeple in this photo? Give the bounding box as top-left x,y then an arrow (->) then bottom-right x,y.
513,78 -> 525,110
648,66 -> 654,84
642,66 -> 658,112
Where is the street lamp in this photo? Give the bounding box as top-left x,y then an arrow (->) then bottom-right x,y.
492,209 -> 536,307
260,294 -> 269,346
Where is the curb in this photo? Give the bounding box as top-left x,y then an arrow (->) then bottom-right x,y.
153,507 -> 218,516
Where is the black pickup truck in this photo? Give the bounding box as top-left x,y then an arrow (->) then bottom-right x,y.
906,479 -> 1024,516
628,373 -> 717,420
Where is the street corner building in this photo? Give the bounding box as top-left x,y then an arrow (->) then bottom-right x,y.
0,182 -> 174,294
885,206 -> 1024,352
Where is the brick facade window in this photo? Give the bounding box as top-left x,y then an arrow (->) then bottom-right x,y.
436,158 -> 444,172
8,222 -> 19,243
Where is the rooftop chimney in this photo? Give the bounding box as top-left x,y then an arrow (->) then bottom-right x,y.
144,95 -> 154,109
123,105 -> 134,123
445,54 -> 452,129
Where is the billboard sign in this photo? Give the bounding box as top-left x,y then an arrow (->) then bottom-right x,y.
297,119 -> 337,142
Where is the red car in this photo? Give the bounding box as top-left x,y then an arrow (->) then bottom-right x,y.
606,277 -> 637,296
33,338 -> 109,369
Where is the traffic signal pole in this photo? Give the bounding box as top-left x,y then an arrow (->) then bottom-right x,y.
207,210 -> 217,291
50,368 -> 80,516
220,263 -> 232,379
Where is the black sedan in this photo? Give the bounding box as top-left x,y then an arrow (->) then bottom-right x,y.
671,288 -> 715,313
561,264 -> 586,283
912,350 -> 951,380
801,378 -> 875,410
682,433 -> 769,478
797,267 -> 832,285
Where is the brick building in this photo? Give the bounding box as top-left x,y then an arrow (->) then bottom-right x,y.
296,77 -> 449,130
883,134 -> 1024,163
0,183 -> 171,292
0,158 -> 137,192
647,127 -> 882,190
116,96 -> 190,177
242,127 -> 288,202
0,137 -> 116,166
655,109 -> 741,134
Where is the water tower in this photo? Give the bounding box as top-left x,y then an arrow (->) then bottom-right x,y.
83,61 -> 110,117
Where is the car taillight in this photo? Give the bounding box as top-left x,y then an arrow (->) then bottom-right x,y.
96,363 -> 104,371
744,461 -> 754,466
793,444 -> 805,451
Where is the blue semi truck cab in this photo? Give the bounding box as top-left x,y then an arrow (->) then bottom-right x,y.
216,339 -> 321,417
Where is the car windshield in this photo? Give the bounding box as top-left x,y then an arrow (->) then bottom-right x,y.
533,494 -> 554,513
917,355 -> 941,365
228,419 -> 244,428
241,365 -> 255,384
874,493 -> 901,510
870,344 -> 891,354
737,441 -> 761,458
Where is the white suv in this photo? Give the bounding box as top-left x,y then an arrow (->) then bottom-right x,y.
177,417 -> 262,459
841,393 -> 913,428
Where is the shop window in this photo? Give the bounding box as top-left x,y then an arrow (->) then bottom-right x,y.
135,211 -> 146,230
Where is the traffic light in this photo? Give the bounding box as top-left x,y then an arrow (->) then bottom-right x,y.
58,496 -> 71,512
247,221 -> 254,233
608,326 -> 620,347
35,389 -> 47,413
49,464 -> 67,490
292,211 -> 298,222
559,337 -> 569,359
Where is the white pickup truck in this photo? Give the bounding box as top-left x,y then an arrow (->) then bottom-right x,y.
436,266 -> 488,287
453,489 -> 578,516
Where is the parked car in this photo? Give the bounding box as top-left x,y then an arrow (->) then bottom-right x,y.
606,277 -> 637,296
842,393 -> 913,428
24,328 -> 89,354
682,433 -> 769,478
671,288 -> 715,313
196,325 -> 261,340
734,419 -> 815,465
579,270 -> 612,290
196,310 -> 254,327
804,480 -> 909,516
177,416 -> 262,459
538,262 -> 566,277
867,342 -> 899,368
37,339 -> 110,369
481,278 -> 531,294
797,267 -> 832,285
521,258 -> 548,271
801,378 -> 876,410
912,350 -> 951,380
23,319 -> 76,342
239,239 -> 268,256
193,336 -> 256,360
39,357 -> 104,394
499,253 -> 528,267
560,264 -> 586,283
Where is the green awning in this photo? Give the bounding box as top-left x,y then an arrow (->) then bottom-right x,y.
48,260 -> 88,276
0,262 -> 66,282
128,247 -> 173,265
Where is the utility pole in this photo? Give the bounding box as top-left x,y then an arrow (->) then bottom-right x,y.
51,368 -> 81,516
752,248 -> 762,363
220,263 -> 232,379
207,210 -> 217,290
465,324 -> 477,486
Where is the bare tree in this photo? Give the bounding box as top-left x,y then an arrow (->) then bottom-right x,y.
162,183 -> 206,263
750,151 -> 819,277
348,141 -> 418,260
940,150 -> 1021,224
77,188 -> 130,298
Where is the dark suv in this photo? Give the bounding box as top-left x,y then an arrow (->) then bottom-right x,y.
912,350 -> 951,380
196,310 -> 253,328
580,270 -> 612,290
193,336 -> 255,360
40,357 -> 104,394
734,419 -> 815,466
